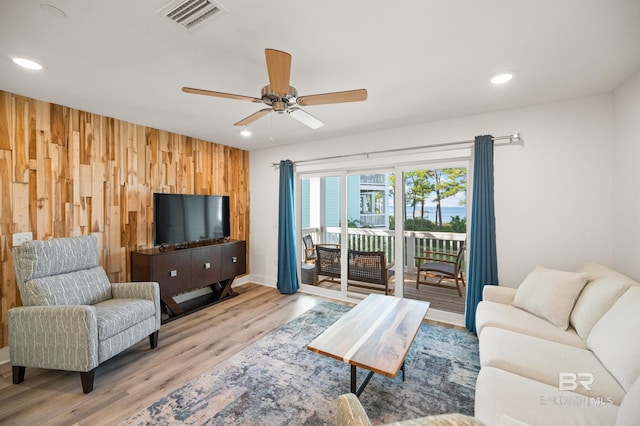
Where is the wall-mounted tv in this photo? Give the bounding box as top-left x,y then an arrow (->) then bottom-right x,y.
153,193 -> 230,246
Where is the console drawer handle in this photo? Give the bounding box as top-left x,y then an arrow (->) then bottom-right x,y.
170,270 -> 178,277
232,256 -> 238,263
204,262 -> 211,269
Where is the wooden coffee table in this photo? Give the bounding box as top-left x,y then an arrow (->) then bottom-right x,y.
307,294 -> 430,397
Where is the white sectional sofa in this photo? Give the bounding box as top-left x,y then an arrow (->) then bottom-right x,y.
474,263 -> 640,426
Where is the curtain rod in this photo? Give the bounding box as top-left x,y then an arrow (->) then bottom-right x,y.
270,133 -> 523,167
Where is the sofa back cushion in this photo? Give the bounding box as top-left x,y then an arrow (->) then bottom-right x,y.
511,266 -> 591,330
587,286 -> 640,391
571,263 -> 638,340
13,235 -> 112,306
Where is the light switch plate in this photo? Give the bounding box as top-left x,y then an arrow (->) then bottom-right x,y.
13,232 -> 33,247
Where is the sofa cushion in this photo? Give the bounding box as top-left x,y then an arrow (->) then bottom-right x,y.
474,367 -> 619,426
482,285 -> 516,304
511,266 -> 590,330
21,267 -> 112,306
570,262 -> 638,340
479,327 -> 626,405
94,298 -> 156,340
616,376 -> 640,426
476,301 -> 586,348
587,287 -> 640,391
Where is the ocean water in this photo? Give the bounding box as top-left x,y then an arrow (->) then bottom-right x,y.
405,205 -> 467,223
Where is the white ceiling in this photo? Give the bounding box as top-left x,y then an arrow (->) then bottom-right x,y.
1,0 -> 639,151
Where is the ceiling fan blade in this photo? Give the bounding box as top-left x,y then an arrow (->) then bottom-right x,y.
234,108 -> 272,126
288,107 -> 325,129
297,89 -> 367,106
265,49 -> 292,96
182,87 -> 261,103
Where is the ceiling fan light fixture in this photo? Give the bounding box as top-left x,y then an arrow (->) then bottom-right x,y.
272,101 -> 288,113
491,72 -> 513,85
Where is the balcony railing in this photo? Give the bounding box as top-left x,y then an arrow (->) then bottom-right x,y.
359,174 -> 386,184
302,227 -> 466,273
358,213 -> 386,227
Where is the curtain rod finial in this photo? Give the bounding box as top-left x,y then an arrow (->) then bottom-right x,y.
510,133 -> 523,144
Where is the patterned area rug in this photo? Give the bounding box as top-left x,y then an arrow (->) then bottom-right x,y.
123,301 -> 479,425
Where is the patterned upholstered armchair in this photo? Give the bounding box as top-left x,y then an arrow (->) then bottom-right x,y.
9,235 -> 161,394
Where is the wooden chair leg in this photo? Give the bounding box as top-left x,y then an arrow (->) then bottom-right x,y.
80,369 -> 95,394
454,278 -> 462,297
12,366 -> 26,384
149,330 -> 159,349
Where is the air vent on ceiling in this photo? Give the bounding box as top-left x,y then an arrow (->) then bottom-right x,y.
158,0 -> 226,31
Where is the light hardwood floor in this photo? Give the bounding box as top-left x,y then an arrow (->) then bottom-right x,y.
0,283 -> 464,425
0,284 -> 342,426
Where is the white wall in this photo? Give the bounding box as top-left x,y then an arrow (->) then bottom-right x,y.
613,70 -> 640,279
250,94 -> 617,288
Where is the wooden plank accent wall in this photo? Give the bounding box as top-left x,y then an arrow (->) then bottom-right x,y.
0,90 -> 250,348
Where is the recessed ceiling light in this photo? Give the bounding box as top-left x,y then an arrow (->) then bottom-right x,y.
12,58 -> 43,70
240,130 -> 252,137
491,72 -> 513,85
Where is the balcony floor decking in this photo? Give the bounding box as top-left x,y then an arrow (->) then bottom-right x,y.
314,272 -> 466,315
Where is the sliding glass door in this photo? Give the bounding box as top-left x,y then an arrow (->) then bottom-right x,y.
299,169 -> 394,298
297,158 -> 469,317
400,165 -> 468,314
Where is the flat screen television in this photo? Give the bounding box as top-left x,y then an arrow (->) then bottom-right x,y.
153,193 -> 230,246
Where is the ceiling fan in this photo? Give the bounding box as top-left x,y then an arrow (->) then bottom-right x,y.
182,49 -> 367,130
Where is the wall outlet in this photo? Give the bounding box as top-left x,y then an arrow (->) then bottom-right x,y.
13,232 -> 33,247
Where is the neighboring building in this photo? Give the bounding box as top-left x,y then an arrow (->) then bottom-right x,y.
353,174 -> 390,228
301,173 -> 391,231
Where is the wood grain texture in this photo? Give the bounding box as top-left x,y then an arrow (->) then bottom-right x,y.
307,294 -> 430,378
0,90 -> 250,347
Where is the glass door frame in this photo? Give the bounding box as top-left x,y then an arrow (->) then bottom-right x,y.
295,152 -> 471,322
296,170 -> 350,299
394,159 -> 470,321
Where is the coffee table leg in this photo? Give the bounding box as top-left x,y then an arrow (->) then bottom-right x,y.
351,365 -> 375,398
351,365 -> 357,394
401,361 -> 406,382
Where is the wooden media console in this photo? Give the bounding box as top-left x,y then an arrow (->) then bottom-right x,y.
131,240 -> 246,323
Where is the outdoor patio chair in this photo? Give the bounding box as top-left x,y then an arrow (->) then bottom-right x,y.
415,242 -> 466,297
303,234 -> 317,262
348,249 -> 395,295
315,245 -> 341,281
315,246 -> 395,294
303,234 -> 338,263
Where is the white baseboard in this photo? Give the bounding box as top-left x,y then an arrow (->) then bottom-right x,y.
0,346 -> 9,365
